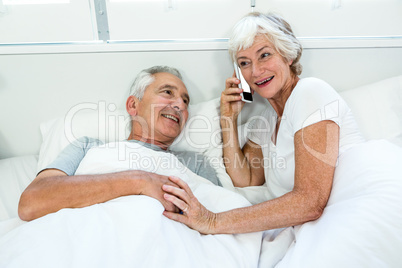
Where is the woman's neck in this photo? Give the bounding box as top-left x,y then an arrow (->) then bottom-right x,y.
268,74 -> 299,117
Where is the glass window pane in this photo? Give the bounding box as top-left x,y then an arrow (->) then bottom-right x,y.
255,0 -> 402,37
3,0 -> 69,4
0,0 -> 96,43
106,0 -> 251,40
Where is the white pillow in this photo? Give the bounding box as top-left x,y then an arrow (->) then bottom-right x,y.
170,94 -> 268,158
37,98 -> 230,171
169,98 -> 222,158
37,103 -> 130,172
36,96 -> 268,196
339,75 -> 402,142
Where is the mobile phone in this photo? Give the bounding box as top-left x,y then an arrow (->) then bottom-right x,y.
233,62 -> 253,103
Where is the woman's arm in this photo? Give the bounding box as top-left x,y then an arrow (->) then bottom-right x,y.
220,76 -> 265,187
163,120 -> 339,234
19,169 -> 179,221
221,120 -> 265,187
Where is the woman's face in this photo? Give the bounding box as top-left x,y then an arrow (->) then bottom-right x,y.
236,35 -> 294,100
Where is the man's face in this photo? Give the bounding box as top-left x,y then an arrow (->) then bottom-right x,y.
132,72 -> 190,146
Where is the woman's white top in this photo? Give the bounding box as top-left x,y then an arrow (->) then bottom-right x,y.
247,77 -> 365,199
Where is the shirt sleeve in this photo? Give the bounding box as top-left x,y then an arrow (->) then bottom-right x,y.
246,107 -> 275,146
173,151 -> 222,186
288,78 -> 344,134
41,137 -> 103,176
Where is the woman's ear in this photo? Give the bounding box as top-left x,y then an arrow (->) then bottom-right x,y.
126,95 -> 139,116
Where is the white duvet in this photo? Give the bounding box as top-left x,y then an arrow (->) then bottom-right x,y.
261,140 -> 402,268
1,140 -> 402,268
0,141 -> 262,268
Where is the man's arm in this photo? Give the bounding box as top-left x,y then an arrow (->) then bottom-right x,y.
18,168 -> 178,221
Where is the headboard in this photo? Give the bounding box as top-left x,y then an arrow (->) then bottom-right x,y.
1,45 -> 402,159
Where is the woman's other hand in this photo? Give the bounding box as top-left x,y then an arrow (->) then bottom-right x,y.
162,176 -> 218,235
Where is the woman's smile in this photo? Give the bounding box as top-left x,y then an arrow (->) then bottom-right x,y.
255,76 -> 274,88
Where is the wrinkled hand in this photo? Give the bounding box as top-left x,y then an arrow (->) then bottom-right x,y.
220,74 -> 245,120
162,176 -> 218,235
140,172 -> 180,213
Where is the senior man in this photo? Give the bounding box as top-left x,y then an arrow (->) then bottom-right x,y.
18,66 -> 220,222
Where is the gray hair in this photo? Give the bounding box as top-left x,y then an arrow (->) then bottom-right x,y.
129,65 -> 183,99
228,12 -> 303,76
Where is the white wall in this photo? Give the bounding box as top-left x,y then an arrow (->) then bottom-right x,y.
0,49 -> 232,158
0,0 -> 95,43
255,0 -> 402,37
1,0 -> 402,159
1,46 -> 401,159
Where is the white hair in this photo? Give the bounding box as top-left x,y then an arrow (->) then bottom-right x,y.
129,66 -> 183,99
228,12 -> 303,76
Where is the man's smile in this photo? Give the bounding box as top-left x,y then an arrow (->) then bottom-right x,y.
162,113 -> 180,124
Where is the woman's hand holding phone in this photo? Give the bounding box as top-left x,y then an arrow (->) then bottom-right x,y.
220,75 -> 245,121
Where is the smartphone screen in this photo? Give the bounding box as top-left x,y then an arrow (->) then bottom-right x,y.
234,62 -> 253,103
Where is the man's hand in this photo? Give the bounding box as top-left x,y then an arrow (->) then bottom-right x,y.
19,169 -> 181,221
139,172 -> 181,213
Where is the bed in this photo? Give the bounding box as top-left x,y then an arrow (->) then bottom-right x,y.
0,74 -> 401,267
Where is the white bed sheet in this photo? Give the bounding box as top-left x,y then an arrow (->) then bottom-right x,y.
267,140 -> 402,268
0,155 -> 37,222
0,143 -> 264,268
1,140 -> 402,268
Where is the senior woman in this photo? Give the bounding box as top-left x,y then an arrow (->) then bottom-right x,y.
162,12 -> 402,236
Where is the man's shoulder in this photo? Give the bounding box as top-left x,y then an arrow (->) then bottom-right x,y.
171,150 -> 221,186
171,150 -> 205,160
170,150 -> 207,170
72,136 -> 104,150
